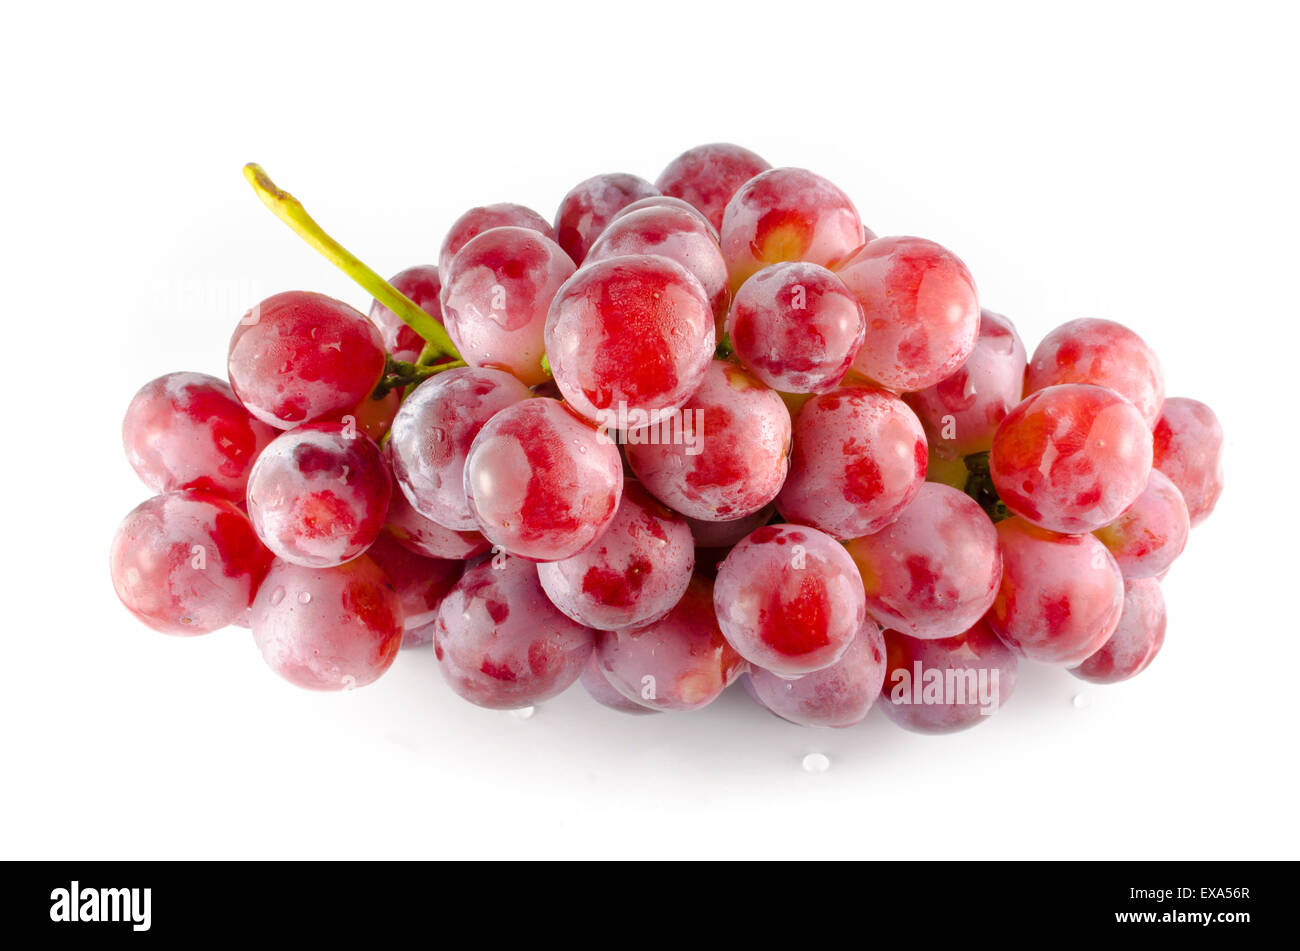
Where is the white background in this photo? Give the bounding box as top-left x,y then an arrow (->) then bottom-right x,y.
2,1 -> 1297,859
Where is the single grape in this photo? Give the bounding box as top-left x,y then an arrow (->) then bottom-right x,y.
991,383 -> 1153,534
368,264 -> 444,363
122,371 -> 276,502
1070,577 -> 1166,684
595,575 -> 746,711
655,142 -> 772,231
579,652 -> 658,715
537,482 -> 694,630
776,386 -> 927,539
553,172 -> 659,264
1024,318 -> 1165,428
836,236 -> 980,392
463,398 -> 623,561
433,556 -> 596,709
1152,397 -> 1224,525
685,504 -> 775,548
878,619 -> 1019,733
251,555 -> 403,690
245,423 -> 392,568
440,226 -> 575,386
714,524 -> 866,676
438,203 -> 556,276
609,195 -> 717,236
110,490 -> 271,635
388,366 -> 532,531
719,167 -> 865,291
904,309 -> 1026,457
845,483 -> 1001,640
363,531 -> 462,632
227,290 -> 386,430
985,516 -> 1124,665
383,486 -> 491,560
747,621 -> 886,728
586,204 -> 729,322
544,254 -> 715,426
726,261 -> 865,394
625,361 -> 790,521
1093,469 -> 1190,579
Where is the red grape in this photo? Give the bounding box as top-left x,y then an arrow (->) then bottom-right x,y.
878,619 -> 1019,733
383,486 -> 491,560
845,483 -> 1001,640
1152,397 -> 1224,526
656,142 -> 772,231
903,309 -> 1026,458
228,290 -> 386,430
747,621 -> 886,728
438,203 -> 556,276
776,386 -> 927,539
579,652 -> 658,715
1070,577 -> 1166,684
110,490 -> 271,635
246,423 -> 392,568
388,366 -> 532,531
720,167 -> 865,291
122,371 -> 275,502
714,524 -> 866,676
685,505 -> 775,548
440,226 -> 575,386
537,482 -> 694,630
544,254 -> 715,425
609,195 -> 717,236
433,556 -> 596,709
363,532 -> 462,632
1024,318 -> 1165,428
251,555 -> 403,690
595,575 -> 746,711
986,516 -> 1124,665
625,360 -> 790,521
368,264 -> 444,363
463,397 -> 623,561
1093,469 -> 1190,579
991,383 -> 1153,534
836,236 -> 980,392
553,172 -> 659,264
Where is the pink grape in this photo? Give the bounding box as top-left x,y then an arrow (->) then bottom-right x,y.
544,254 -> 715,425
122,371 -> 275,502
579,652 -> 658,715
1152,397 -> 1224,526
250,555 -> 403,691
991,383 -> 1153,534
1024,318 -> 1165,428
553,172 -> 659,264
586,204 -> 729,322
363,532 -> 462,632
720,167 -> 865,291
836,236 -> 980,392
878,619 -> 1019,733
595,575 -> 746,711
245,423 -> 392,568
1070,578 -> 1166,684
227,290 -> 386,430
438,203 -> 556,276
440,226 -> 575,386
383,485 -> 491,560
609,195 -> 717,236
388,366 -> 532,531
368,265 -> 444,363
776,386 -> 927,539
655,142 -> 772,231
537,482 -> 694,630
625,361 -> 790,521
463,398 -> 623,561
845,483 -> 1001,640
110,490 -> 271,635
1093,469 -> 1190,579
747,621 -> 886,728
686,505 -> 775,548
726,261 -> 865,394
433,556 -> 596,709
714,524 -> 866,676
904,309 -> 1027,457
985,516 -> 1124,665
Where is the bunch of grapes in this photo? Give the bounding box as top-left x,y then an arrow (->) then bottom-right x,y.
110,144 -> 1224,733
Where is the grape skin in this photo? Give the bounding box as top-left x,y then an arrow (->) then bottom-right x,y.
368,265 -> 444,363
1024,318 -> 1165,428
579,652 -> 658,715
1093,469 -> 1190,580
685,505 -> 775,548
122,371 -> 276,502
553,172 -> 660,264
747,621 -> 886,728
655,142 -> 772,231
609,195 -> 717,237
1152,397 -> 1224,526
1070,577 -> 1166,684
438,203 -> 556,277
383,483 -> 491,560
363,532 -> 462,632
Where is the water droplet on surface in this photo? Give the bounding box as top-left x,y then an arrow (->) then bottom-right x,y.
297,591 -> 312,604
1072,693 -> 1092,710
509,706 -> 536,720
802,753 -> 831,773
269,586 -> 286,606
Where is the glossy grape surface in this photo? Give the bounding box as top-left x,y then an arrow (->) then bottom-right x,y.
1024,318 -> 1165,427
553,172 -> 659,264
363,532 -> 462,632
1152,397 -> 1224,526
685,505 -> 775,548
579,652 -> 658,715
656,143 -> 771,231
1070,578 -> 1166,684
438,203 -> 556,276
1094,469 -> 1190,579
748,621 -> 886,728
368,265 -> 444,363
383,487 -> 491,560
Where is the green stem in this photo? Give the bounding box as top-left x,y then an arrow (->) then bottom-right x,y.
373,356 -> 466,397
243,164 -> 459,362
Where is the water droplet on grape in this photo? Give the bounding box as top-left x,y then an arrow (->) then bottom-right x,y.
509,706 -> 536,720
802,752 -> 831,773
269,586 -> 286,606
1072,693 -> 1092,710
297,591 -> 312,604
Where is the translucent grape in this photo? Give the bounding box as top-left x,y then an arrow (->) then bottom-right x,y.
1152,397 -> 1224,526
609,195 -> 716,235
383,486 -> 491,560
579,652 -> 658,715
1070,578 -> 1166,684
1093,469 -> 1190,579
1024,318 -> 1165,428
655,142 -> 772,231
363,531 -> 462,632
368,264 -> 444,363
553,172 -> 659,264
747,621 -> 886,728
438,203 -> 556,276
